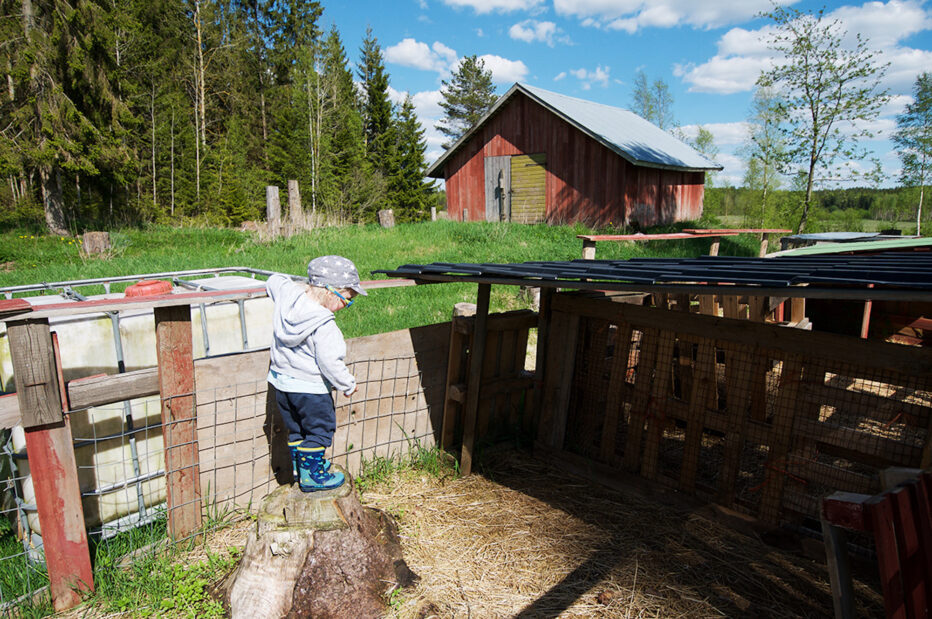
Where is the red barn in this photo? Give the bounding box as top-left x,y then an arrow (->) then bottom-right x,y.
427,83 -> 722,227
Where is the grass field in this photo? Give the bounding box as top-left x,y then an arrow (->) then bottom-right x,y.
0,221 -> 760,338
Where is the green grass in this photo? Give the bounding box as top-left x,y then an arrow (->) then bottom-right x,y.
356,438 -> 459,494
0,220 -> 760,338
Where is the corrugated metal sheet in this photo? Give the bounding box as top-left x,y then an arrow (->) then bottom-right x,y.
375,254 -> 932,300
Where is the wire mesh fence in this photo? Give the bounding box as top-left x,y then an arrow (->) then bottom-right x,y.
554,293 -> 932,529
0,346 -> 439,612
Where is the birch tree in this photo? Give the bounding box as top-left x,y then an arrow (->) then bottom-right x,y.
894,72 -> 932,235
757,5 -> 889,233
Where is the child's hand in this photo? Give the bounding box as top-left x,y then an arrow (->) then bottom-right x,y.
345,386 -> 358,398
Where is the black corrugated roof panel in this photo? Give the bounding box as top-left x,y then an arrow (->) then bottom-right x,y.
374,253 -> 932,301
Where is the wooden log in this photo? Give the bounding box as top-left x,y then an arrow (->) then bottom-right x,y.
81,231 -> 111,256
155,304 -> 202,540
378,209 -> 395,228
581,238 -> 597,260
460,284 -> 490,476
11,325 -> 93,611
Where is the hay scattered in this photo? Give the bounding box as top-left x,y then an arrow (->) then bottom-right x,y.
362,448 -> 883,618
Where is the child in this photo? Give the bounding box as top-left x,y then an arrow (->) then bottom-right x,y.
266,255 -> 366,492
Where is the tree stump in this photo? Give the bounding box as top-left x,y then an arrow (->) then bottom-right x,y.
220,468 -> 417,618
81,231 -> 110,256
378,209 -> 395,228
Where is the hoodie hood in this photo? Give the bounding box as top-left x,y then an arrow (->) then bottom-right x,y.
267,274 -> 334,347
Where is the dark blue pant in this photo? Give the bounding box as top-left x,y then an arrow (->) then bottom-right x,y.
273,389 -> 336,449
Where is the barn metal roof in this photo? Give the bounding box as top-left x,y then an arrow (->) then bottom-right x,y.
375,253 -> 932,301
426,83 -> 723,178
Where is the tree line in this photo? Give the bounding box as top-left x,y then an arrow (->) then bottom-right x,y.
0,1 -> 436,234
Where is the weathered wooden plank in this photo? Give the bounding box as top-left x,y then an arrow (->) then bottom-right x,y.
679,341 -> 715,492
0,394 -> 21,430
641,331 -> 675,480
890,484 -> 927,617
7,319 -> 62,427
66,367 -> 160,410
821,517 -> 857,619
155,304 -> 203,540
600,323 -> 635,463
717,346 -> 755,507
794,418 -> 923,466
476,327 -> 502,439
624,327 -> 659,473
536,309 -> 579,450
866,494 -> 907,619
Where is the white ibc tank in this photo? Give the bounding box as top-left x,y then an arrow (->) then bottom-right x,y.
0,275 -> 274,535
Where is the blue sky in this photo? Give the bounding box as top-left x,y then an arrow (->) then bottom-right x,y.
320,0 -> 932,188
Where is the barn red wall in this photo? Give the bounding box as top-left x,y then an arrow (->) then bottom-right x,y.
441,93 -> 706,227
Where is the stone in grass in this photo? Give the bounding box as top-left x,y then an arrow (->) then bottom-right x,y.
219,466 -> 417,618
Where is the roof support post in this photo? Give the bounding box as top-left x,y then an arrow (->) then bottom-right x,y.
460,283 -> 490,475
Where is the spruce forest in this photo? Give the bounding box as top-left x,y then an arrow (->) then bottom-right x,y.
0,1 -> 437,234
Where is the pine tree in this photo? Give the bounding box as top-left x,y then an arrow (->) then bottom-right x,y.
436,55 -> 496,148
390,94 -> 431,222
358,27 -> 393,171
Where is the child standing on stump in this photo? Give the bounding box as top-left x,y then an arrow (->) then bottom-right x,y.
266,255 -> 366,492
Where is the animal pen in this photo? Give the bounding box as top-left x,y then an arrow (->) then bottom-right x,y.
0,254 -> 930,615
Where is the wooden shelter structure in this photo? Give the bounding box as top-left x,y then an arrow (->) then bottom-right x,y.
427,83 -> 722,227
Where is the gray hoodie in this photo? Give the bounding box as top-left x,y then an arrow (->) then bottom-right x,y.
266,274 -> 356,395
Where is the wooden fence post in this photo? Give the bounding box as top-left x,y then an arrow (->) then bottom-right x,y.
8,320 -> 93,611
266,185 -> 281,239
154,305 -> 202,540
287,180 -> 302,232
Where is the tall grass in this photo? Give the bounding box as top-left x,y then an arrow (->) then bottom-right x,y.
0,220 -> 758,338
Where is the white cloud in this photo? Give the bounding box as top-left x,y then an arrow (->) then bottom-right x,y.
554,0 -> 800,32
385,38 -> 450,72
679,122 -> 750,146
554,71 -> 567,81
476,54 -> 530,83
441,0 -> 544,14
678,0 -> 932,95
566,65 -> 611,89
509,19 -> 570,46
411,89 -> 445,119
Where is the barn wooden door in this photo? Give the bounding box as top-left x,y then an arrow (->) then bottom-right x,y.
484,156 -> 511,222
510,153 -> 546,223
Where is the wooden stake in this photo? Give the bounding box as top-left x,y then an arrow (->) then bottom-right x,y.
8,320 -> 93,611
155,305 -> 202,539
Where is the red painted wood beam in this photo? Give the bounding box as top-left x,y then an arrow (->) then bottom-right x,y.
155,305 -> 202,540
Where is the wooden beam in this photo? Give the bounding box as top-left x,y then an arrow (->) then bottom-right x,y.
155,305 -> 202,540
441,305 -> 475,450
460,284 -> 490,476
67,367 -> 159,410
10,323 -> 93,611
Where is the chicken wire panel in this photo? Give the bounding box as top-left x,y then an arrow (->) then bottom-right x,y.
564,317 -> 618,460
331,354 -> 435,475
0,440 -> 49,611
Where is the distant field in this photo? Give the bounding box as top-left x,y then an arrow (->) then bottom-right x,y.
0,221 -> 761,338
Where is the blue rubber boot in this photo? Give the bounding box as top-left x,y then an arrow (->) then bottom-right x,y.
297,447 -> 345,492
289,441 -> 329,481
